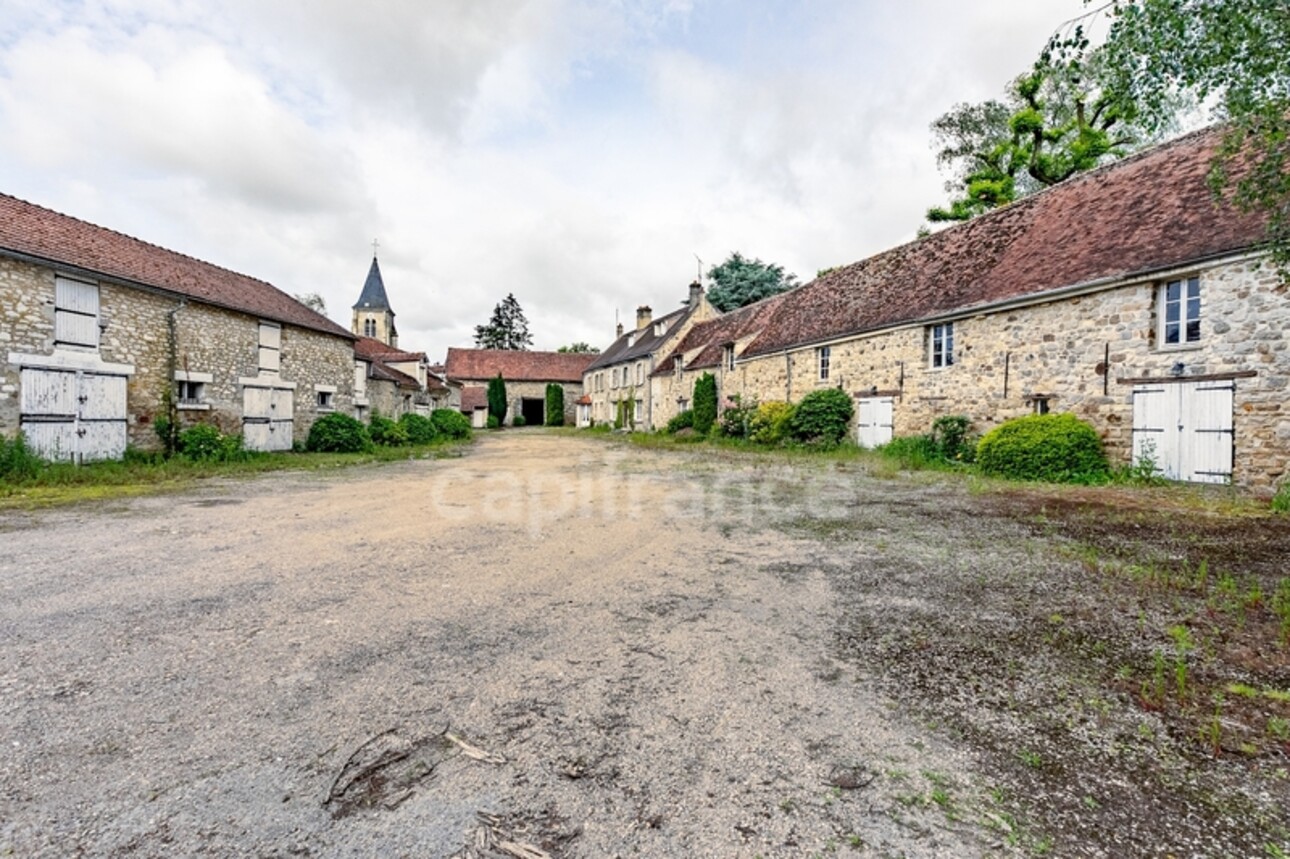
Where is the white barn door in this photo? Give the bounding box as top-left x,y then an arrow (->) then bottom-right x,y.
19,368 -> 128,462
1132,381 -> 1233,483
855,397 -> 894,448
242,384 -> 294,451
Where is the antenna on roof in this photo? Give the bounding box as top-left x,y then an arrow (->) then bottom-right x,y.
372,238 -> 380,258
694,253 -> 703,283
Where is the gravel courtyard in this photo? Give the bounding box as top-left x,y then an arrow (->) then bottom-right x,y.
1,432 -> 1287,857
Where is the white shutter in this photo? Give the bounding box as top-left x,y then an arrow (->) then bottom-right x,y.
259,323 -> 281,373
54,278 -> 100,348
1132,386 -> 1173,478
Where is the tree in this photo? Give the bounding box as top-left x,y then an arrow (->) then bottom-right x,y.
927,33 -> 1166,222
544,383 -> 565,427
692,373 -> 717,435
1092,0 -> 1290,269
557,342 -> 599,353
706,253 -> 799,312
474,293 -> 533,350
294,292 -> 327,315
487,374 -> 508,426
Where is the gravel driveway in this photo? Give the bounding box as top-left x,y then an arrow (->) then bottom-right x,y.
2,432 -> 1286,857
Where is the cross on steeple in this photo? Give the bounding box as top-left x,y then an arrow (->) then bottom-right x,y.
372,238 -> 380,258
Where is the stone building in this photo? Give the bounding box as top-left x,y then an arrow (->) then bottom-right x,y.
445,348 -> 595,426
0,193 -> 357,459
582,281 -> 715,429
661,127 -> 1286,488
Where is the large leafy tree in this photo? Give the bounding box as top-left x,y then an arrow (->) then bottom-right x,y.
474,293 -> 533,350
706,253 -> 799,312
928,33 -> 1164,222
557,342 -> 599,353
1092,0 -> 1290,268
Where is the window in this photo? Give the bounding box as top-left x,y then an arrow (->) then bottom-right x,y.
724,346 -> 736,372
929,323 -> 954,368
316,386 -> 336,411
363,318 -> 377,338
54,277 -> 100,349
1159,276 -> 1201,347
817,346 -> 831,381
259,322 -> 281,373
1031,396 -> 1051,415
634,399 -> 643,423
636,362 -> 644,385
354,360 -> 368,399
177,380 -> 205,405
675,362 -> 683,380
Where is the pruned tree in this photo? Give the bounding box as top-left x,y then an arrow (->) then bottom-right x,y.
544,383 -> 565,427
706,253 -> 799,312
487,374 -> 508,426
474,294 -> 533,350
692,372 -> 717,435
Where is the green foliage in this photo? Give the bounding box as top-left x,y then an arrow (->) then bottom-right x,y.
692,373 -> 718,435
789,388 -> 854,445
749,401 -> 796,445
976,413 -> 1109,483
877,435 -> 945,469
1272,483 -> 1290,514
368,414 -> 409,446
487,374 -> 508,425
718,395 -> 758,438
153,414 -> 178,458
931,415 -> 975,462
473,293 -> 533,350
513,415 -> 527,428
545,383 -> 565,426
306,412 -> 374,453
431,408 -> 472,440
706,252 -> 799,312
398,412 -> 439,445
179,423 -> 224,460
487,414 -> 501,430
665,410 -> 695,434
557,342 -> 599,353
0,433 -> 43,481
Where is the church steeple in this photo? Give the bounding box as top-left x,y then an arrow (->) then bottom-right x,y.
351,249 -> 398,347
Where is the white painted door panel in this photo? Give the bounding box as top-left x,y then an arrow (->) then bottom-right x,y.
78,374 -> 128,420
20,368 -> 77,417
1132,382 -> 1233,483
856,397 -> 894,449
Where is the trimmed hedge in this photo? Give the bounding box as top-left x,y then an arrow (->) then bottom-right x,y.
665,410 -> 695,434
545,383 -> 565,427
789,388 -> 854,444
513,415 -> 527,428
693,373 -> 717,435
398,412 -> 438,445
976,413 -> 1108,483
369,414 -> 409,446
749,401 -> 795,445
432,409 -> 473,440
306,412 -> 373,453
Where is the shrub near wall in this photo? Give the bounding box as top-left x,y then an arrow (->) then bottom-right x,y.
692,373 -> 717,435
431,409 -> 472,440
545,384 -> 565,427
306,412 -> 374,453
976,413 -> 1109,483
398,413 -> 438,444
789,388 -> 854,445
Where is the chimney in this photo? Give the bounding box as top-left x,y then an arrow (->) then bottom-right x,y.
636,305 -> 652,330
688,280 -> 703,307
616,321 -> 624,338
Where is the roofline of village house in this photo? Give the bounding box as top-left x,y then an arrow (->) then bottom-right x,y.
0,245 -> 357,342
742,245 -> 1268,362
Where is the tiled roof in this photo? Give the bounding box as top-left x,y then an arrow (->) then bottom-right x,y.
460,385 -> 488,411
586,305 -> 691,371
745,126 -> 1268,358
367,359 -> 419,388
653,293 -> 791,375
575,394 -> 592,405
0,193 -> 353,340
353,336 -> 425,364
353,256 -> 392,310
445,347 -> 595,383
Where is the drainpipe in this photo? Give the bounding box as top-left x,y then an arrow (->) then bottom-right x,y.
163,298 -> 187,454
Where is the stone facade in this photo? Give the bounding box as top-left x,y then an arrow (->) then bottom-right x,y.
720,255 -> 1288,488
2,256 -> 357,450
454,379 -> 581,426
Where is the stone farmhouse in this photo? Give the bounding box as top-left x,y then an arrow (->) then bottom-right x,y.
0,193 -> 357,459
582,281 -> 716,429
445,348 -> 595,426
634,127 -> 1288,488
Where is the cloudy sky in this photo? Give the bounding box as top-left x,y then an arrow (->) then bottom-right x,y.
0,0 -> 1103,355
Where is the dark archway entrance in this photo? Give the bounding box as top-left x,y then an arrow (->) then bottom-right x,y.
520,398 -> 545,426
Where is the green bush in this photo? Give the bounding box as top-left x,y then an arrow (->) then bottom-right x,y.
369,414 -> 409,446
1273,483 -> 1290,514
976,413 -> 1109,483
487,374 -> 508,425
398,413 -> 438,445
789,388 -> 854,444
431,409 -> 472,440
178,423 -> 224,460
749,401 -> 795,445
306,412 -> 373,453
693,373 -> 717,435
487,414 -> 501,429
877,435 -> 943,469
0,432 -> 43,481
513,415 -> 527,427
666,410 -> 695,434
718,395 -> 757,438
545,383 -> 565,427
931,415 -> 974,462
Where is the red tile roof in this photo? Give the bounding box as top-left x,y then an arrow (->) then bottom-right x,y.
0,193 -> 353,340
353,336 -> 426,364
745,127 -> 1268,358
460,385 -> 488,412
367,359 -> 419,388
445,347 -> 595,383
653,293 -> 790,375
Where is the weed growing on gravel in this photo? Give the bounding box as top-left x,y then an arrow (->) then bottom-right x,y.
1168,625 -> 1195,699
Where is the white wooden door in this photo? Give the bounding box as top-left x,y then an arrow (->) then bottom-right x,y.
242,385 -> 294,451
19,368 -> 128,462
1132,381 -> 1233,483
856,397 -> 894,448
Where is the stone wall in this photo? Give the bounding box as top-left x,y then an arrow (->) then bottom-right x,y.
456,378 -> 584,425
727,256 -> 1288,488
2,256 -> 357,451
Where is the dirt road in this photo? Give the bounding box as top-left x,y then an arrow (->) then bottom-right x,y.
1,432 -> 1286,857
